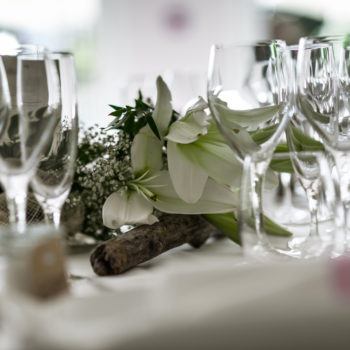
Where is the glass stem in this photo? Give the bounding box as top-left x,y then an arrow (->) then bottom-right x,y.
250,160 -> 269,245
333,150 -> 350,246
43,205 -> 62,229
2,174 -> 29,234
305,186 -> 319,238
343,204 -> 350,248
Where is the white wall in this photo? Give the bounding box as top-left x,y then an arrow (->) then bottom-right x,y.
79,0 -> 268,125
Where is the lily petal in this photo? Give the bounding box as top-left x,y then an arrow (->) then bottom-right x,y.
152,76 -> 172,137
185,96 -> 208,114
131,126 -> 163,174
166,120 -> 205,144
103,190 -> 158,229
166,97 -> 210,144
147,171 -> 238,214
212,96 -> 282,129
167,141 -> 208,203
184,141 -> 242,188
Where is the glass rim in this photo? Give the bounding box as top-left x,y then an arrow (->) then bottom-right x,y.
301,42 -> 333,51
304,34 -> 345,44
211,39 -> 287,52
287,45 -> 299,51
49,51 -> 73,58
0,44 -> 46,56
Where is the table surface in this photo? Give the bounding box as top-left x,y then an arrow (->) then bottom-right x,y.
2,237 -> 350,350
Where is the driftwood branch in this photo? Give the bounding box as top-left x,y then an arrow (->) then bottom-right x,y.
90,214 -> 215,276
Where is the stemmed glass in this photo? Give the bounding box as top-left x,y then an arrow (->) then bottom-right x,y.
285,44 -> 332,252
296,36 -> 350,253
30,52 -> 78,228
207,40 -> 292,256
0,47 -> 60,234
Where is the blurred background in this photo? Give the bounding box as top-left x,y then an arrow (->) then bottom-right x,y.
0,0 -> 347,125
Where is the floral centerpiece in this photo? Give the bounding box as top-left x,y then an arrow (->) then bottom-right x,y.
69,76 -> 296,248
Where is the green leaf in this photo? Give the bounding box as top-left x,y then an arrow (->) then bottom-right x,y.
108,104 -> 124,111
288,125 -> 324,152
270,158 -> 294,173
275,143 -> 289,152
263,215 -> 293,237
146,114 -> 161,140
202,213 -> 240,244
298,95 -> 330,124
107,94 -> 155,138
250,125 -> 278,145
108,110 -> 124,117
203,212 -> 292,246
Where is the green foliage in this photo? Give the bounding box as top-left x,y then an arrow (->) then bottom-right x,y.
107,91 -> 160,140
107,91 -> 180,141
203,212 -> 292,245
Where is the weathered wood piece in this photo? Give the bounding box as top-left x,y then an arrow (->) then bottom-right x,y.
90,214 -> 214,276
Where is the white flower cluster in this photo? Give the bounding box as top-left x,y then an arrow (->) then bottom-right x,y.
69,126 -> 134,238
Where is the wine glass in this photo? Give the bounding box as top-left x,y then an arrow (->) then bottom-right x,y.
207,40 -> 292,255
284,44 -> 331,252
0,47 -> 60,234
30,52 -> 78,228
296,36 -> 350,253
240,151 -> 337,260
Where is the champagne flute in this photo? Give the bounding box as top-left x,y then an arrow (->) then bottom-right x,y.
0,47 -> 60,234
207,40 -> 292,257
30,52 -> 78,228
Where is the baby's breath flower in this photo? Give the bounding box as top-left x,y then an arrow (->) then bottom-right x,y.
67,126 -> 134,238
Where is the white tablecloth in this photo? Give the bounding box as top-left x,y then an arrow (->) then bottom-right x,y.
1,238 -> 350,350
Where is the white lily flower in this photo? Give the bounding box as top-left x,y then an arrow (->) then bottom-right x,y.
166,117 -> 244,200
102,167 -> 239,229
130,76 -> 174,175
102,190 -> 158,229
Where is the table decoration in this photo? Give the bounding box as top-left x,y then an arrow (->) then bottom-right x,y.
0,76 -> 319,272
78,75 -> 322,273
